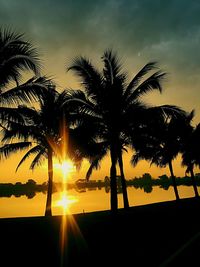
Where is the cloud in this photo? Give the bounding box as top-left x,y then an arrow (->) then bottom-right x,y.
0,0 -> 200,118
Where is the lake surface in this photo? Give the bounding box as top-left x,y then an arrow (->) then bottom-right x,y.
0,185 -> 198,218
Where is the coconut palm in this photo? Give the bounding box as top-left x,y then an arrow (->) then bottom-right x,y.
0,83 -> 71,216
181,114 -> 200,198
131,113 -> 191,201
67,50 -> 184,212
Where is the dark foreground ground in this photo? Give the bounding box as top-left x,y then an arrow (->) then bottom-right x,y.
0,198 -> 200,267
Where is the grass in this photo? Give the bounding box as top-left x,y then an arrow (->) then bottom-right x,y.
0,197 -> 200,266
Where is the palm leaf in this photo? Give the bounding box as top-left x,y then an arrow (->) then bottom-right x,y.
86,157 -> 101,181
0,28 -> 41,87
151,105 -> 187,120
131,153 -> 142,167
0,77 -> 49,106
1,122 -> 39,143
30,149 -> 46,170
86,142 -> 108,180
0,107 -> 25,125
68,57 -> 102,98
102,50 -> 125,84
63,89 -> 95,111
0,142 -> 32,160
15,145 -> 42,171
127,71 -> 166,103
124,62 -> 157,100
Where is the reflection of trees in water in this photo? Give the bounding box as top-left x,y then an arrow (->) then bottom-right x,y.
105,186 -> 110,193
0,173 -> 200,198
160,184 -> 170,190
75,188 -> 86,193
0,180 -> 46,199
26,191 -> 36,199
0,190 -> 37,199
143,184 -> 153,193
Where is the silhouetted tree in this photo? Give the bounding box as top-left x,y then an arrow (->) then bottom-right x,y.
142,173 -> 152,183
180,113 -> 200,198
0,83 -> 71,216
143,184 -> 153,193
132,113 -> 189,201
67,50 -> 182,212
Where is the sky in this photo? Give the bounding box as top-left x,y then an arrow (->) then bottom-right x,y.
0,0 -> 200,183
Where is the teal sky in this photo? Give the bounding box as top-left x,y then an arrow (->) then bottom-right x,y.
1,0 -> 200,121
0,0 -> 200,182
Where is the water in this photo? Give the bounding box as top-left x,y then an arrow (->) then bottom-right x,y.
0,185 -> 197,218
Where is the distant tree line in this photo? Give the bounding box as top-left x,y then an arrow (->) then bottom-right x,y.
1,173 -> 200,198
0,179 -> 46,198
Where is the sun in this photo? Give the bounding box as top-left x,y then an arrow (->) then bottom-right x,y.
61,160 -> 75,176
54,160 -> 75,179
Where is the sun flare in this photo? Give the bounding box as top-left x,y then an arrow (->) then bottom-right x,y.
54,160 -> 75,179
56,193 -> 78,213
61,160 -> 75,176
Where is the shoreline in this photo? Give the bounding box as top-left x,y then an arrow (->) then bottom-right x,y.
0,197 -> 200,266
0,196 -> 198,220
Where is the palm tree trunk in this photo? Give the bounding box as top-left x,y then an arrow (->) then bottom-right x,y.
110,145 -> 118,213
45,147 -> 53,216
168,160 -> 180,201
118,151 -> 129,209
189,165 -> 199,198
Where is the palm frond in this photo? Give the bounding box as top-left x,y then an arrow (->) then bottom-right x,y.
63,89 -> 95,111
127,71 -> 166,102
30,149 -> 46,170
0,107 -> 25,125
56,89 -> 71,108
151,105 -> 188,120
86,157 -> 101,181
85,142 -> 108,180
68,57 -> 102,98
15,145 -> 42,171
131,152 -> 144,167
16,105 -> 39,123
0,54 -> 40,78
102,50 -> 117,84
124,62 -> 157,99
0,76 -> 49,106
1,122 -> 39,143
0,142 -> 32,160
0,28 -> 41,87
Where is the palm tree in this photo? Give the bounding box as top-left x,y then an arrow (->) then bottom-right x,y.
67,50 -> 183,212
0,83 -> 71,216
131,113 -> 189,201
181,114 -> 200,198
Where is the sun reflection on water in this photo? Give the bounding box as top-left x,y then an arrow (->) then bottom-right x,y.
55,192 -> 78,214
57,191 -> 85,266
57,122 -> 88,266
